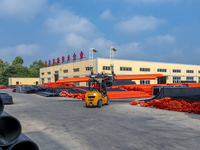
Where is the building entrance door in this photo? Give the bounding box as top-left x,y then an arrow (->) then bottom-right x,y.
54,74 -> 59,82
157,76 -> 167,84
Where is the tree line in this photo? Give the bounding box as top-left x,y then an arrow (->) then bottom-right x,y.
0,56 -> 45,85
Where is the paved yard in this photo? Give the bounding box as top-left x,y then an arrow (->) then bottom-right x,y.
1,90 -> 200,150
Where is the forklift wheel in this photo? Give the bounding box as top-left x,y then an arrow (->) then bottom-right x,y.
106,97 -> 110,105
85,103 -> 89,108
98,100 -> 102,108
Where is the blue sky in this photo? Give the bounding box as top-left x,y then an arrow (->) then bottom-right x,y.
0,0 -> 200,66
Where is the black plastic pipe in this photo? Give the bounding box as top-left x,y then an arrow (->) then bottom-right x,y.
0,98 -> 4,116
0,112 -> 21,147
6,133 -> 39,150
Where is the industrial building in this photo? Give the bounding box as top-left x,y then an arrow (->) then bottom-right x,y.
8,77 -> 40,85
39,58 -> 200,85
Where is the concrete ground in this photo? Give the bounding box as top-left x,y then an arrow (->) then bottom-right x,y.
1,89 -> 200,150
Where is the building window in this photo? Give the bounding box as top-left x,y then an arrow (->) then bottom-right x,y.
55,71 -> 58,74
86,67 -> 90,71
63,69 -> 68,73
186,77 -> 193,81
199,77 -> 200,83
173,76 -> 181,83
140,80 -> 150,84
186,70 -> 193,73
140,68 -> 150,72
103,66 -> 110,70
47,72 -> 51,75
41,72 -> 44,75
74,82 -> 79,86
73,68 -> 79,72
157,69 -> 167,72
48,78 -> 51,83
120,67 -> 132,71
36,81 -> 38,85
173,69 -> 181,73
198,71 -> 200,74
16,81 -> 19,85
41,78 -> 44,84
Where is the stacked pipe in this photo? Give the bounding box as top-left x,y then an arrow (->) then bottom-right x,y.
59,89 -> 86,100
130,98 -> 200,114
40,82 -> 76,87
0,98 -> 39,150
0,85 -> 13,90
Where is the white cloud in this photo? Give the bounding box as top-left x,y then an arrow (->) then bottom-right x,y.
0,44 -> 40,56
0,0 -> 47,19
60,33 -> 88,50
99,9 -> 113,20
115,15 -> 166,33
146,34 -> 176,45
115,42 -> 146,60
45,10 -> 98,38
45,8 -> 115,58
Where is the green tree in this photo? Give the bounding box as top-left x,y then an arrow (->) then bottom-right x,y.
29,60 -> 45,77
0,59 -> 5,68
12,56 -> 24,65
0,65 -> 30,85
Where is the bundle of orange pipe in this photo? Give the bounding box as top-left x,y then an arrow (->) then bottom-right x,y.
130,98 -> 200,114
40,82 -> 76,87
107,91 -> 151,99
0,85 -> 13,89
56,74 -> 163,83
59,90 -> 86,100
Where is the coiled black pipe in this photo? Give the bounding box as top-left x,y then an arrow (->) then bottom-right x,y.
0,98 -> 4,116
0,112 -> 21,147
6,133 -> 39,150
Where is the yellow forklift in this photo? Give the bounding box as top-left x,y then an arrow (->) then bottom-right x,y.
85,47 -> 116,108
85,67 -> 115,108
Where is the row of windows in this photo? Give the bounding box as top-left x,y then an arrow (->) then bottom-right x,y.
41,67 -> 200,75
173,69 -> 194,73
140,68 -> 150,72
103,66 -> 111,70
173,76 -> 194,83
157,69 -> 166,72
120,67 -> 132,71
186,70 -> 193,73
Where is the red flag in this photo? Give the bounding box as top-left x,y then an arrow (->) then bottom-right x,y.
45,61 -> 47,66
53,59 -> 55,65
48,60 -> 51,65
93,49 -> 98,52
112,47 -> 117,51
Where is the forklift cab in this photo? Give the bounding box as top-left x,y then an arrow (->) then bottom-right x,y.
89,78 -> 106,95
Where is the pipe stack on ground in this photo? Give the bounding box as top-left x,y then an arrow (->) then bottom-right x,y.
0,97 -> 39,150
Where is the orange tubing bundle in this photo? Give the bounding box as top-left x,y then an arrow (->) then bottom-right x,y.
56,74 -> 163,84
130,98 -> 200,114
115,74 -> 163,80
0,85 -> 13,89
107,91 -> 151,99
59,90 -> 86,100
40,82 -> 76,87
56,77 -> 90,83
